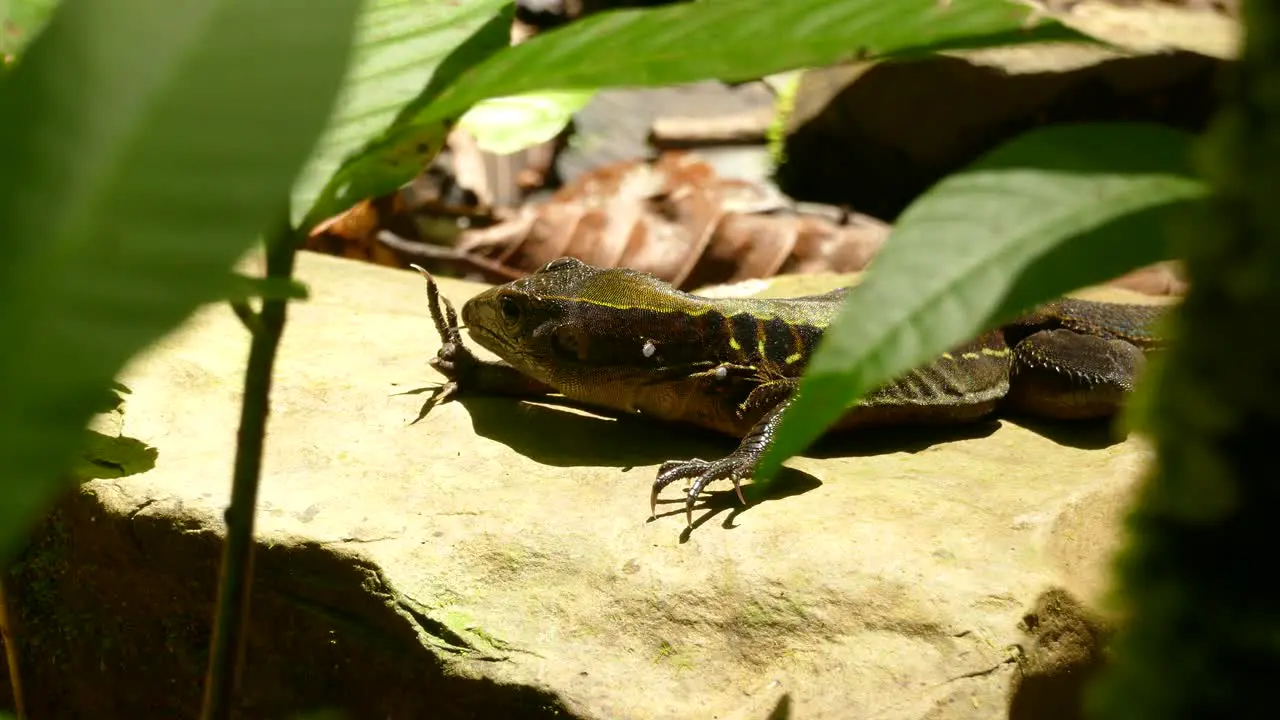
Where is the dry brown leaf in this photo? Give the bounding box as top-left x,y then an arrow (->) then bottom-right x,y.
307,151 -> 1183,298
453,152 -> 891,290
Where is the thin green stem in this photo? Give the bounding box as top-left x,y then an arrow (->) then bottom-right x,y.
229,299 -> 262,335
0,578 -> 26,720
200,215 -> 299,720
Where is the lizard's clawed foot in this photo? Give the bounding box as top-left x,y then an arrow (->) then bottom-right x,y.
410,264 -> 557,409
651,454 -> 752,527
410,264 -> 482,410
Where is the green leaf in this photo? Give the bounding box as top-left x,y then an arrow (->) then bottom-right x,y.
0,0 -> 360,565
92,381 -> 133,414
0,0 -> 60,58
458,89 -> 593,154
300,0 -> 1092,230
430,0 -> 1090,110
230,274 -> 311,302
293,0 -> 514,228
757,123 -> 1209,481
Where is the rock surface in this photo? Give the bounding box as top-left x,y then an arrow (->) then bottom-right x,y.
779,0 -> 1239,222
3,252 -> 1169,719
780,47 -> 1224,221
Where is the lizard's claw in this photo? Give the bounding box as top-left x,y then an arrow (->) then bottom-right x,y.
409,263 -> 555,406
412,264 -> 463,347
410,264 -> 481,409
651,455 -> 751,527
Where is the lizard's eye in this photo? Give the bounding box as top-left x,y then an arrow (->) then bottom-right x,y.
498,295 -> 522,325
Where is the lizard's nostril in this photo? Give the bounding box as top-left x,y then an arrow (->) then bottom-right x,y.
460,299 -> 481,330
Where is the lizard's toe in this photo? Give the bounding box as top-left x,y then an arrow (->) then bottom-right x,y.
651,459 -> 710,517
428,348 -> 461,376
683,459 -> 748,526
652,457 -> 750,526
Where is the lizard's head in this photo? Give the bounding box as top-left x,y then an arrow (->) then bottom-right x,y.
460,257 -> 709,392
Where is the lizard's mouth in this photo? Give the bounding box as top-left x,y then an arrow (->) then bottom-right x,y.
459,297 -> 511,356
464,323 -> 512,358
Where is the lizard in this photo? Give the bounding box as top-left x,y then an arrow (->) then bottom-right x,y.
411,257 -> 1166,527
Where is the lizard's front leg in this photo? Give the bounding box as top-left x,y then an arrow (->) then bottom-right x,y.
411,265 -> 554,409
651,382 -> 796,526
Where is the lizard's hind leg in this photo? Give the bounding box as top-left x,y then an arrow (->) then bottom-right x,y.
1004,328 -> 1147,420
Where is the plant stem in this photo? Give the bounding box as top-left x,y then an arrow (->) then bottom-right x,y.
0,578 -> 26,719
1091,0 -> 1280,716
200,216 -> 299,720
229,299 -> 262,335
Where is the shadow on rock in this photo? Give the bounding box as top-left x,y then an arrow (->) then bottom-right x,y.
1005,416 -> 1128,451
452,396 -> 1014,468
1008,587 -> 1112,720
74,429 -> 159,481
647,466 -> 824,537
806,419 -> 1002,460
5,493 -> 579,719
451,395 -> 740,470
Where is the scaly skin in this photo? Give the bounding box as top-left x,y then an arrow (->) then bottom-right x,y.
414,258 -> 1166,527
